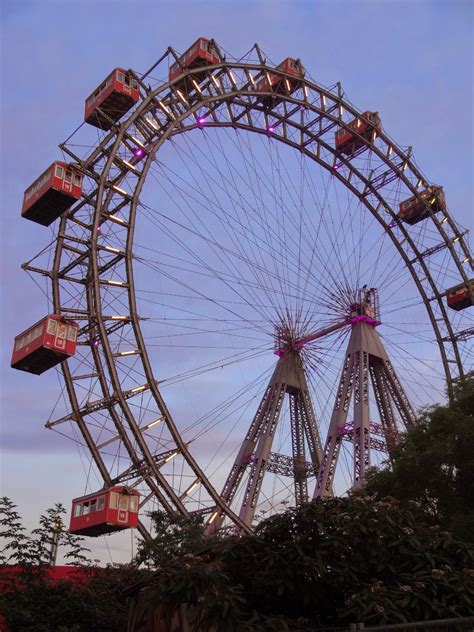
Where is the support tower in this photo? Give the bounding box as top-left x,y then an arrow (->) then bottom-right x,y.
314,288 -> 417,498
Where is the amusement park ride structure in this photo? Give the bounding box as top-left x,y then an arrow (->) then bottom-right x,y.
206,288 -> 417,534
11,38 -> 474,539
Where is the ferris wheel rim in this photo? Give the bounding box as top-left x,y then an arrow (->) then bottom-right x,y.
100,61 -> 469,387
46,50 -> 472,536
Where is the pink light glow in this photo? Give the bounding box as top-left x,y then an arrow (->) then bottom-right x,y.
349,315 -> 381,327
267,125 -> 275,133
132,147 -> 145,159
338,422 -> 353,436
197,116 -> 206,124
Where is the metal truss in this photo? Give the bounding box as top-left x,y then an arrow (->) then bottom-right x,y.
314,319 -> 416,498
207,350 -> 323,532
266,451 -> 315,478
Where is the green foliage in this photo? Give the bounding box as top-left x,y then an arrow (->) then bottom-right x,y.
139,554 -> 289,632
0,498 -> 151,632
1,564 -> 148,632
1,567 -> 84,632
0,497 -> 37,566
134,509 -> 214,567
366,380 -> 474,541
131,511 -> 293,629
2,493 -> 474,629
32,503 -> 92,566
0,497 -> 91,566
133,497 -> 474,627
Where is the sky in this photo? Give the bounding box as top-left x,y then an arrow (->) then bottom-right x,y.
0,0 -> 473,564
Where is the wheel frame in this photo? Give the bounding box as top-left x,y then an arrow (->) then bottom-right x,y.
37,45 -> 472,537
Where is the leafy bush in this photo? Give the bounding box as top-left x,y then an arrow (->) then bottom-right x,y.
132,496 -> 474,627
366,381 -> 474,542
0,497 -> 149,632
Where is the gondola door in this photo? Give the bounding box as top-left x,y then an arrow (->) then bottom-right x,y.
54,320 -> 68,351
63,169 -> 73,194
117,494 -> 129,524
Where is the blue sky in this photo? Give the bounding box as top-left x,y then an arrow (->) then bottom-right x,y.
1,0 -> 472,563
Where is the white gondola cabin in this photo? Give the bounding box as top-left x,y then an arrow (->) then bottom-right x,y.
69,487 -> 140,537
11,315 -> 79,375
21,162 -> 83,226
84,68 -> 140,130
446,280 -> 474,311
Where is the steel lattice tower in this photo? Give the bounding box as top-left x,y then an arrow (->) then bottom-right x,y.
207,348 -> 323,533
314,289 -> 417,498
208,288 -> 418,532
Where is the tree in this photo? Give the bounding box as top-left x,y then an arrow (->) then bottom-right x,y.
1,563 -> 148,632
2,495 -> 474,629
30,503 -> 92,566
131,512 -> 287,631
134,509 -> 214,568
129,497 -> 474,628
0,497 -> 38,566
366,381 -> 474,541
0,498 -> 91,567
0,497 -> 151,631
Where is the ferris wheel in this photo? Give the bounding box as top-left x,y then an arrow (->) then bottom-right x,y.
12,39 -> 473,540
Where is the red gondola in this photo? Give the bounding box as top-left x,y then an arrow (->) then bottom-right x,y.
11,315 -> 79,375
21,162 -> 83,226
84,68 -> 140,130
168,37 -> 221,90
398,186 -> 446,225
255,57 -> 305,108
69,487 -> 140,537
335,111 -> 381,156
446,280 -> 474,311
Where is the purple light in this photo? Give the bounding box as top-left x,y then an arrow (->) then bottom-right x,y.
132,147 -> 145,159
349,315 -> 381,328
267,125 -> 275,133
197,116 -> 206,125
97,226 -> 102,234
388,221 -> 397,229
91,338 -> 100,348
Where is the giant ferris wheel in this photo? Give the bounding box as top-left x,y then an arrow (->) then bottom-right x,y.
13,39 -> 473,540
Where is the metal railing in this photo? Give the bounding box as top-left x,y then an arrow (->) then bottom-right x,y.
293,617 -> 474,632
360,617 -> 474,631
